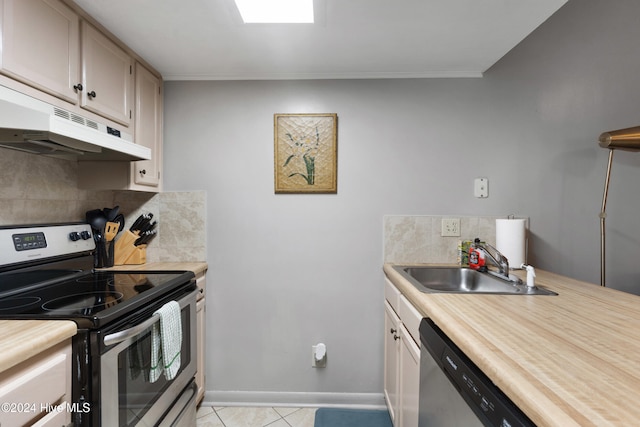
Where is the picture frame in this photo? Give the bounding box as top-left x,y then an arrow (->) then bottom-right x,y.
274,113 -> 338,194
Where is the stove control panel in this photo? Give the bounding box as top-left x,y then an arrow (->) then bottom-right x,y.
0,223 -> 95,266
68,231 -> 92,241
12,231 -> 47,251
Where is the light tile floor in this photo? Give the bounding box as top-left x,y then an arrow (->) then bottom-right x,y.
196,406 -> 317,427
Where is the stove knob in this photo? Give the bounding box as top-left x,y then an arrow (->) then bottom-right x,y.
80,230 -> 92,240
69,231 -> 81,241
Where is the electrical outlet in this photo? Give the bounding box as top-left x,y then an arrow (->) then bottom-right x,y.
312,344 -> 327,368
441,218 -> 461,237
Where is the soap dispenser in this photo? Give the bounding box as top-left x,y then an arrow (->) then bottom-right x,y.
468,238 -> 486,270
521,264 -> 536,288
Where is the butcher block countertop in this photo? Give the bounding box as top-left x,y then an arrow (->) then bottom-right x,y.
384,263 -> 640,427
0,320 -> 76,374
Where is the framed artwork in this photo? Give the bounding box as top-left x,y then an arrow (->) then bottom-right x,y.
274,113 -> 338,194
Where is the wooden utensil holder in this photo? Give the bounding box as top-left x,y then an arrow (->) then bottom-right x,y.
124,245 -> 147,265
113,230 -> 147,265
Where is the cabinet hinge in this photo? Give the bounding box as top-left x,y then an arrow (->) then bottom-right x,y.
130,65 -> 132,74
129,110 -> 132,119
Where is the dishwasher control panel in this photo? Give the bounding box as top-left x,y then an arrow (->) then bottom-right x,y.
442,348 -> 502,421
420,318 -> 535,427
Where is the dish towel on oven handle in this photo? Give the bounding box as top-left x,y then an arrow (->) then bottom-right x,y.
150,300 -> 182,382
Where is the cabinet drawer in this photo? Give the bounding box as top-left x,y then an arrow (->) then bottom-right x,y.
31,406 -> 70,427
0,346 -> 68,426
384,278 -> 400,313
399,294 -> 423,346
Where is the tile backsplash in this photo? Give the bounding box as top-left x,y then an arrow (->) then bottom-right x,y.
383,215 -> 502,264
0,148 -> 114,224
0,148 -> 206,263
114,190 -> 207,262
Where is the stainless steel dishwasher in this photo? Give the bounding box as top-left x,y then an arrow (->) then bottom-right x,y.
419,318 -> 535,427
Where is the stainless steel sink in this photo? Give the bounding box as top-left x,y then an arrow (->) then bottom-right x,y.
393,266 -> 557,295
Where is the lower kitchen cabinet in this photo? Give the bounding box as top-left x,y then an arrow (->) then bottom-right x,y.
384,301 -> 401,424
399,323 -> 420,427
0,340 -> 72,427
384,278 -> 420,427
195,269 -> 207,405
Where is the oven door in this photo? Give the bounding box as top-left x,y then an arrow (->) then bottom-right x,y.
100,287 -> 197,427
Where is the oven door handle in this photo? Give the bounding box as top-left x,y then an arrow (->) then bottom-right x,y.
103,293 -> 193,347
103,312 -> 160,346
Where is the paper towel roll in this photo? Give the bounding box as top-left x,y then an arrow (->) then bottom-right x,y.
495,218 -> 527,268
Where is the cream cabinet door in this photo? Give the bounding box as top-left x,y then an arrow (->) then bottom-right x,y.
133,62 -> 162,187
195,271 -> 206,405
0,0 -> 80,103
81,21 -> 132,126
384,301 -> 401,426
196,297 -> 206,404
399,324 -> 420,427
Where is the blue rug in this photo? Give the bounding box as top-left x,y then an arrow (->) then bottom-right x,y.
314,408 -> 392,427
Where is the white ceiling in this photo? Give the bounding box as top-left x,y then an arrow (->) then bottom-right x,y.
72,0 -> 568,81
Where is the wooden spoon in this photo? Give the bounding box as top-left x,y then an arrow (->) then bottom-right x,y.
105,222 -> 120,242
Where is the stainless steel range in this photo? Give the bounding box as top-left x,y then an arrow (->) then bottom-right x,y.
0,223 -> 198,426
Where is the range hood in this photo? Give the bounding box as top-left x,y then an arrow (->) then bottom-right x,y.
0,85 -> 151,161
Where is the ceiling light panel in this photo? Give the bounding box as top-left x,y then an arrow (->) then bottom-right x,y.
234,0 -> 314,23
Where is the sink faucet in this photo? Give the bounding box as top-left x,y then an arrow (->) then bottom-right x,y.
474,239 -> 511,280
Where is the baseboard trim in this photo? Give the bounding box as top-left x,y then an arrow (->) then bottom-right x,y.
202,391 -> 386,410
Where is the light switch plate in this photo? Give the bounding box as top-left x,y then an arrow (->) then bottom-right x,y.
474,178 -> 489,198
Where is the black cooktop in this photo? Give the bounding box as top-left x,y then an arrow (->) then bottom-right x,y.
0,270 -> 195,328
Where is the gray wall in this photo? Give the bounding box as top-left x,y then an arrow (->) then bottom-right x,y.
162,0 -> 640,404
484,0 -> 640,287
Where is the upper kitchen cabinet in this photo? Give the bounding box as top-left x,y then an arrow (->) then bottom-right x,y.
81,21 -> 132,126
133,62 -> 162,188
77,62 -> 163,191
0,0 -> 145,130
0,0 -> 80,104
1,0 -> 164,187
